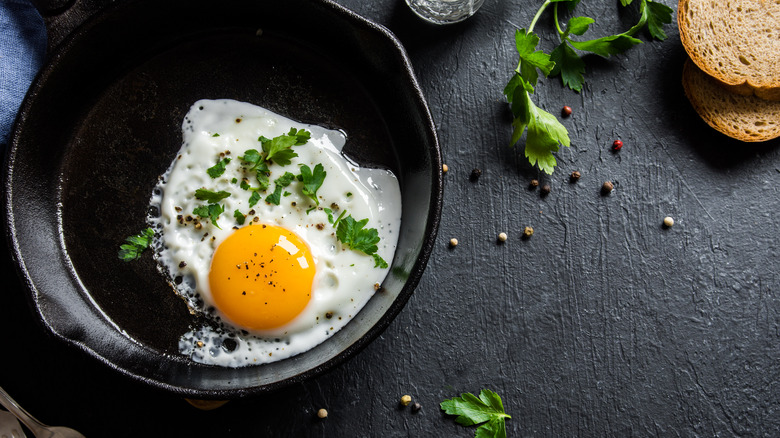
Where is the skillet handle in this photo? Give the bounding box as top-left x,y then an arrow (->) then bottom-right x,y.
29,0 -> 113,55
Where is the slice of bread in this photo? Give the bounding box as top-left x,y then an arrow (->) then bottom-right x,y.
682,58 -> 780,142
678,0 -> 780,101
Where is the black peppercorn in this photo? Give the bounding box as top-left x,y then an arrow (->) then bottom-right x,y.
470,168 -> 482,181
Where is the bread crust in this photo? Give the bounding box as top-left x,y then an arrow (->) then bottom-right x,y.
678,0 -> 780,101
682,59 -> 780,142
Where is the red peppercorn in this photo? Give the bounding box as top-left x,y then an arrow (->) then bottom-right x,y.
561,106 -> 572,117
612,140 -> 623,151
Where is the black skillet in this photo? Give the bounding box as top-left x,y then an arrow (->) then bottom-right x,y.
4,0 -> 442,398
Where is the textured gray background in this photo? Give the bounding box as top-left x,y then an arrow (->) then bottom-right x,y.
1,0 -> 779,436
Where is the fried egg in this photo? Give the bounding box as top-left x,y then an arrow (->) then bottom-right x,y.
148,99 -> 401,367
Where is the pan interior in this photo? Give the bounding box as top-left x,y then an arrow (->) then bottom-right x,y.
59,29 -> 395,355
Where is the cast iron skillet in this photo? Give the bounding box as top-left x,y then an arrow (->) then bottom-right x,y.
4,0 -> 442,398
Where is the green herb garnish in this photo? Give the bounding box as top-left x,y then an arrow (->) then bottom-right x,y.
298,163 -> 326,207
258,128 -> 312,166
504,29 -> 570,175
335,215 -> 387,268
440,389 -> 511,438
239,149 -> 263,171
193,204 -> 225,229
233,209 -> 246,225
207,157 -> 231,178
118,227 -> 154,261
194,188 -> 231,203
504,0 -> 672,174
248,191 -> 261,208
549,0 -> 673,92
265,172 -> 296,205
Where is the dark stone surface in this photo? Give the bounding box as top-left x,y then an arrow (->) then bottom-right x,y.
1,0 -> 778,436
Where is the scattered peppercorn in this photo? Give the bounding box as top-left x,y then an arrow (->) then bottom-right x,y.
570,170 -> 581,182
470,168 -> 482,181
442,164 -> 449,173
497,232 -> 508,242
523,226 -> 534,238
529,179 -> 539,189
561,105 -> 572,117
663,216 -> 675,227
449,238 -> 458,247
400,395 -> 412,407
602,181 -> 614,194
317,409 -> 328,419
612,139 -> 623,151
540,184 -> 551,196
412,402 -> 422,413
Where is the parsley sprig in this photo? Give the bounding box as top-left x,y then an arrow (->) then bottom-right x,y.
239,128 -> 312,194
505,0 -> 672,174
329,213 -> 388,268
265,172 -> 296,205
298,163 -> 326,208
118,228 -> 154,261
441,389 -> 511,438
193,203 -> 225,229
549,0 -> 673,92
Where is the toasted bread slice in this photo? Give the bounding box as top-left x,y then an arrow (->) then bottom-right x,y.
682,59 -> 780,142
678,0 -> 780,101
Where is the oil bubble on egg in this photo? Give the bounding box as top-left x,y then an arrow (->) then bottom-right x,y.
148,99 -> 401,368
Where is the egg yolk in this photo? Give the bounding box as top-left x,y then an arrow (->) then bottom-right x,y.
208,224 -> 315,331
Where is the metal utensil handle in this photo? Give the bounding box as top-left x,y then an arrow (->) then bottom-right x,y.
0,386 -> 48,437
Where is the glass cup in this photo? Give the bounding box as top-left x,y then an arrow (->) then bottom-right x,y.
405,0 -> 485,24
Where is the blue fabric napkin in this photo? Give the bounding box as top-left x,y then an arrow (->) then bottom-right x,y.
0,0 -> 46,147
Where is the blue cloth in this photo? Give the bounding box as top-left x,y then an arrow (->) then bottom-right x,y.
0,0 -> 46,147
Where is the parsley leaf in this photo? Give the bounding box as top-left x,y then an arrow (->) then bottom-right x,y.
323,207 -> 334,224
255,161 -> 270,191
233,209 -> 246,225
514,29 -> 555,86
261,134 -> 298,165
207,158 -> 231,178
440,390 -> 511,438
265,172 -> 296,206
118,228 -> 154,261
193,204 -> 225,229
568,33 -> 642,57
505,74 -> 570,175
550,41 -> 586,92
335,215 -> 387,268
194,188 -> 231,203
298,163 -> 326,206
288,127 -> 311,145
372,254 -> 388,269
259,128 -> 312,166
248,191 -> 261,207
644,0 -> 674,40
239,149 -> 263,171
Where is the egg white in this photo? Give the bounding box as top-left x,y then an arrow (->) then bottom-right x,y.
148,99 -> 401,367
